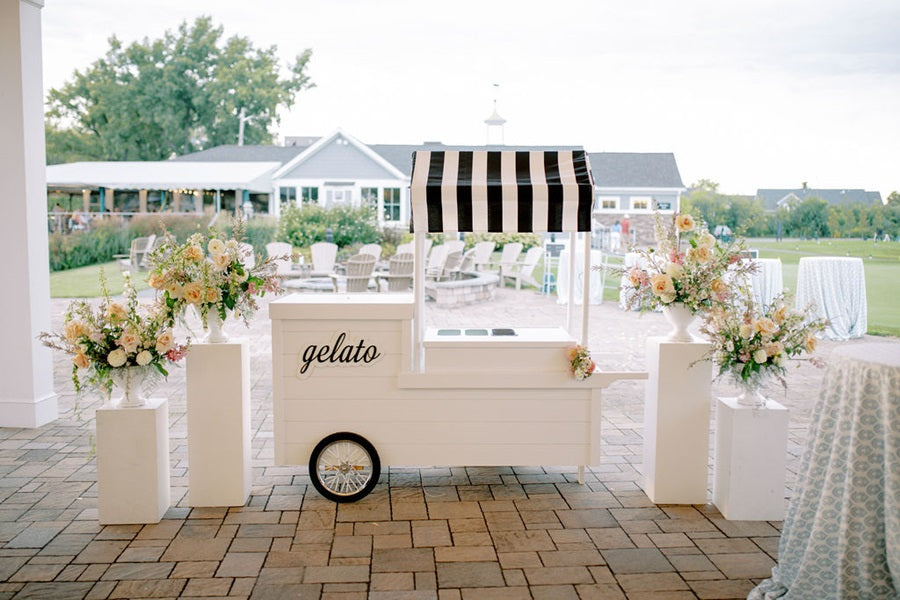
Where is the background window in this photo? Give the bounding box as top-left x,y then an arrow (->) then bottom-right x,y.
301,187 -> 319,204
631,196 -> 651,210
361,187 -> 379,208
383,188 -> 401,221
279,187 -> 296,205
597,196 -> 619,210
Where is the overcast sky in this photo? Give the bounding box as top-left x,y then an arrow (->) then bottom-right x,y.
41,0 -> 900,198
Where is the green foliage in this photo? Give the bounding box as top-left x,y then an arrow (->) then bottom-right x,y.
45,16 -> 314,163
786,197 -> 830,239
48,220 -> 132,271
240,217 -> 279,258
277,204 -> 381,250
128,213 -> 209,243
681,180 -> 767,237
463,232 -> 543,250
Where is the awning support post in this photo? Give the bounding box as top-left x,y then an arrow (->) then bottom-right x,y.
566,232 -> 576,334
414,231 -> 426,373
582,233 -> 591,345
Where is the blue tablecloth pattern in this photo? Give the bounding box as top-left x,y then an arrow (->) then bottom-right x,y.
750,343 -> 900,599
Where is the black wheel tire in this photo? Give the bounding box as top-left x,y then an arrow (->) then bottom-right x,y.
308,432 -> 381,503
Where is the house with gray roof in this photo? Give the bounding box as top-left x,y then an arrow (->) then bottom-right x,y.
756,187 -> 882,212
47,128 -> 685,237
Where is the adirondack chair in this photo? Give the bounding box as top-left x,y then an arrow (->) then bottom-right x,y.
425,244 -> 449,279
427,249 -> 463,281
359,243 -> 382,262
502,246 -> 544,290
115,234 -> 156,272
377,252 -> 415,292
310,242 -> 338,277
471,241 -> 495,270
494,242 -> 523,286
330,253 -> 377,293
266,242 -> 294,278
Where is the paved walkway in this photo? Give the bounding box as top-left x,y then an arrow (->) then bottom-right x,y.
0,289 -> 893,599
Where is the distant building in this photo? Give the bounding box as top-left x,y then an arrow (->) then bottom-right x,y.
756,186 -> 882,212
46,128 -> 685,241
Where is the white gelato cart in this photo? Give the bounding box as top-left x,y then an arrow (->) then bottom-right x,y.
271,150 -> 646,502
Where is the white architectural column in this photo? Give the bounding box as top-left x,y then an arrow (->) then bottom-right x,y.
0,0 -> 58,427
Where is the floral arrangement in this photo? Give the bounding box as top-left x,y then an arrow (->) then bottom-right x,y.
39,272 -> 188,397
147,224 -> 281,330
618,213 -> 756,314
699,293 -> 827,390
567,344 -> 596,380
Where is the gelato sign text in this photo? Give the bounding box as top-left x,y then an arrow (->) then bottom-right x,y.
297,332 -> 382,378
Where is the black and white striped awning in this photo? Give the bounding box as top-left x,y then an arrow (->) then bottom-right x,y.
410,150 -> 594,233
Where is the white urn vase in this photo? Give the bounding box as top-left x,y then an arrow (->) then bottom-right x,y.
661,302 -> 696,342
205,311 -> 229,344
110,366 -> 150,408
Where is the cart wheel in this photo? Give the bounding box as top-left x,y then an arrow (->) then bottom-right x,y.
308,432 -> 380,503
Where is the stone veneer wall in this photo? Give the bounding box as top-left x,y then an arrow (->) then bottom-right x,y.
593,213 -> 663,248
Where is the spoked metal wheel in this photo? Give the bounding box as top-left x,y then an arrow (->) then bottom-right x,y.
308,432 -> 380,503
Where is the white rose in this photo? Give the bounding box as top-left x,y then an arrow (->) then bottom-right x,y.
665,262 -> 684,280
698,232 -> 716,248
208,239 -> 226,255
135,350 -> 153,366
753,349 -> 768,364
107,348 -> 127,368
212,252 -> 231,271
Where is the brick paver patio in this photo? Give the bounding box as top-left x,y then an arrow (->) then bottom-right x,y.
1,287 -> 893,599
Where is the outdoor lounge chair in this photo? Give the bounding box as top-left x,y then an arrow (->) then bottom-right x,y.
502,246 -> 544,290
494,242 -> 523,286
115,234 -> 156,272
426,249 -> 463,281
377,252 -> 414,291
359,243 -> 382,262
471,241 -> 496,270
425,244 -> 449,278
266,242 -> 295,279
310,242 -> 338,277
330,253 -> 377,293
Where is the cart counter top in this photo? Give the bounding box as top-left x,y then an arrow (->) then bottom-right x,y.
424,327 -> 575,348
270,293 -> 414,320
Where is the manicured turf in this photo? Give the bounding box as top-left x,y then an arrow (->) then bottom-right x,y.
50,261 -> 151,298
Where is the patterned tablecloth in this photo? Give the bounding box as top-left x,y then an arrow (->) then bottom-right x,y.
749,343 -> 900,599
556,249 -> 605,305
794,256 -> 867,340
748,258 -> 784,308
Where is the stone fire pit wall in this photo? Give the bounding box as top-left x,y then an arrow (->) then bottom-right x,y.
425,272 -> 499,306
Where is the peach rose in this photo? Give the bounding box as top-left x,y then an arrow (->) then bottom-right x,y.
211,252 -> 231,271
805,333 -> 818,353
148,272 -> 166,289
165,282 -> 183,299
107,302 -> 127,322
206,287 -> 222,303
72,352 -> 90,369
184,244 -> 204,262
117,331 -> 140,353
754,317 -> 777,336
739,323 -> 753,339
697,231 -> 716,248
64,320 -> 87,342
181,282 -> 204,305
665,261 -> 684,279
675,214 -> 695,233
155,331 -> 174,354
710,279 -> 728,296
772,305 -> 789,324
687,246 -> 712,264
650,273 -> 675,297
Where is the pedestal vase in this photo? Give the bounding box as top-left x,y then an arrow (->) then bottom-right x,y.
661,302 -> 696,342
109,366 -> 154,408
205,311 -> 228,343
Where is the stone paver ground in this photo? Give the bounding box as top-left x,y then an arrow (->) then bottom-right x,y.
1,287 -> 894,599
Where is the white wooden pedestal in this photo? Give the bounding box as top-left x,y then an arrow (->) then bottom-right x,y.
643,337 -> 713,504
186,340 -> 251,507
96,398 -> 170,524
713,397 -> 788,520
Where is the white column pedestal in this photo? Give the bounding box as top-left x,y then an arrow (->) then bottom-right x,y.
713,397 -> 788,521
643,337 -> 712,504
96,398 -> 170,524
186,340 -> 251,507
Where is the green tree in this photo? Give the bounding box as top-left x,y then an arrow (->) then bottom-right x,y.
887,191 -> 899,206
787,197 -> 830,239
46,16 -> 313,162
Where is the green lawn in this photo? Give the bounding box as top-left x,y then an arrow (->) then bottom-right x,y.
749,238 -> 900,337
526,238 -> 899,337
50,261 -> 151,298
